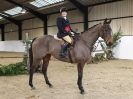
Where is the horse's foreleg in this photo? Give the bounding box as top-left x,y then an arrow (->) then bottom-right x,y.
29,59 -> 40,89
77,62 -> 85,94
42,54 -> 53,88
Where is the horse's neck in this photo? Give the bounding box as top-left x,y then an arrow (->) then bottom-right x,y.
81,25 -> 102,48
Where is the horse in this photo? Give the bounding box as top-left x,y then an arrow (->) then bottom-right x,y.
29,19 -> 113,94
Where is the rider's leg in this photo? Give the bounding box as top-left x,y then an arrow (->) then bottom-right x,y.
60,35 -> 72,57
63,35 -> 73,44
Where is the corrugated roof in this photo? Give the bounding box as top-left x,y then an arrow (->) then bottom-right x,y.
4,7 -> 23,16
0,16 -> 2,19
30,0 -> 64,8
76,0 -> 117,6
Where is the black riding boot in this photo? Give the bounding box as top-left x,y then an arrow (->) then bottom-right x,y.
60,43 -> 69,58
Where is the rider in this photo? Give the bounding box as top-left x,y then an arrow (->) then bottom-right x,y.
57,7 -> 75,57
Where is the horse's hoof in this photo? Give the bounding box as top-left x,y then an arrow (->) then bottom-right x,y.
31,86 -> 36,90
49,84 -> 53,88
80,90 -> 85,95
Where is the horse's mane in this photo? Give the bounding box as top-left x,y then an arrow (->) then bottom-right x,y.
88,23 -> 102,30
81,23 -> 102,34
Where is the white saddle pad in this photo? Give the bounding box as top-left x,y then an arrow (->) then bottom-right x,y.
54,35 -> 62,41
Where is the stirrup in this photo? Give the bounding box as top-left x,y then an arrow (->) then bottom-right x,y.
60,52 -> 67,58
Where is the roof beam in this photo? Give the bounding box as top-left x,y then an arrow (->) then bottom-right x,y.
0,13 -> 22,40
0,13 -> 21,25
68,0 -> 89,31
5,0 -> 48,35
5,0 -> 47,20
68,0 -> 88,14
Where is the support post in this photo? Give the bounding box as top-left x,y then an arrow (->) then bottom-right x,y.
0,24 -> 5,41
83,9 -> 89,31
43,16 -> 48,35
18,23 -> 22,40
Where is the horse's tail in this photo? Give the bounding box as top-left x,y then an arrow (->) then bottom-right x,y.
29,38 -> 37,68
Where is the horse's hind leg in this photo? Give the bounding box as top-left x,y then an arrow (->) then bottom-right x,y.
29,58 -> 41,89
42,54 -> 53,87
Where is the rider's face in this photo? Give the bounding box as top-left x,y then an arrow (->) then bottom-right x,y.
61,11 -> 67,17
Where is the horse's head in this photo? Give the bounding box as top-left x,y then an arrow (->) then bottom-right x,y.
100,18 -> 113,46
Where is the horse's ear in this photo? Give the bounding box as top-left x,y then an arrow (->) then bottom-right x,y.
104,18 -> 112,24
104,18 -> 108,24
107,19 -> 112,24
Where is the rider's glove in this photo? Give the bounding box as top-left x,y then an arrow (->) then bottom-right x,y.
71,32 -> 75,36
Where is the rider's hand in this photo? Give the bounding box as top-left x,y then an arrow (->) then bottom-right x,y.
71,32 -> 75,36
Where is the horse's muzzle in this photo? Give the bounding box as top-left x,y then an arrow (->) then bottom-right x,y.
107,42 -> 113,46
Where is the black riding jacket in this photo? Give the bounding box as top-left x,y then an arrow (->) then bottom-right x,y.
57,16 -> 72,38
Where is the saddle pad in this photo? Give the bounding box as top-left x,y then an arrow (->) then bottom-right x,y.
54,35 -> 62,41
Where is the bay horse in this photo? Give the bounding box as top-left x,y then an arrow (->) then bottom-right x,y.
29,19 -> 113,94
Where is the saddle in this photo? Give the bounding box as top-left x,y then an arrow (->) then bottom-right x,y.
54,33 -> 80,44
54,35 -> 62,41
54,35 -> 65,46
54,34 -> 74,45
